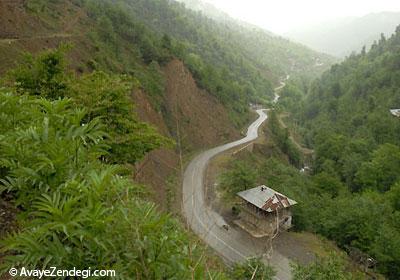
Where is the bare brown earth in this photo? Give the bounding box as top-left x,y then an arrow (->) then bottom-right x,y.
0,0 -> 45,37
131,89 -> 180,212
133,60 -> 240,212
162,59 -> 240,149
0,0 -> 95,74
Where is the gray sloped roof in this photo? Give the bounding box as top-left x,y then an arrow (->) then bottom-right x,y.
390,109 -> 400,117
237,185 -> 297,212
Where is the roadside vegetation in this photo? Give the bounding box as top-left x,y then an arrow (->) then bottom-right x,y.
292,254 -> 357,280
232,258 -> 276,280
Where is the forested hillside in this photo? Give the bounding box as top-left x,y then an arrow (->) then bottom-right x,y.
176,0 -> 334,77
278,26 -> 400,279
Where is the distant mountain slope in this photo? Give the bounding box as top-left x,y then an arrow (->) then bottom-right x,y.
175,0 -> 334,77
286,12 -> 400,57
176,0 -> 274,35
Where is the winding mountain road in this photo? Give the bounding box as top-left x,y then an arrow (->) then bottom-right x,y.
273,75 -> 290,103
182,104 -> 292,279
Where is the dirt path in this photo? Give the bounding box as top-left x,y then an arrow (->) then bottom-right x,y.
0,33 -> 78,45
277,113 -> 314,156
63,7 -> 86,33
273,75 -> 313,157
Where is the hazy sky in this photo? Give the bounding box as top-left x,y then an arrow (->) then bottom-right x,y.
203,0 -> 400,33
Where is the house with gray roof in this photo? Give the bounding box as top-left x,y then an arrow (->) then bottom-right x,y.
390,109 -> 400,117
235,185 -> 297,238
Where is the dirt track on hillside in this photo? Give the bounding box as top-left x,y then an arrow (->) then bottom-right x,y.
277,113 -> 314,156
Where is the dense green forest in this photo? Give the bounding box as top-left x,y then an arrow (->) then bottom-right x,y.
275,26 -> 400,279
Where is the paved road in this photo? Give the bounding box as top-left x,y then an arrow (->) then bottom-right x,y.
273,75 -> 290,103
182,109 -> 292,279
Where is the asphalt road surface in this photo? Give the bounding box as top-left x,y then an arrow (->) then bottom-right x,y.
182,109 -> 292,280
273,75 -> 290,103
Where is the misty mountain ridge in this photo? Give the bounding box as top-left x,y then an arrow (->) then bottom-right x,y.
175,0 -> 274,35
174,0 -> 334,77
286,11 -> 400,57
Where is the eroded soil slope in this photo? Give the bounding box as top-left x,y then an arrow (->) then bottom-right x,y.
162,59 -> 240,149
0,0 -> 94,73
133,60 -> 240,211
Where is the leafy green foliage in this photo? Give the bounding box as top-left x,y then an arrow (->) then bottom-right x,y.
0,89 -> 224,280
355,143 -> 400,192
5,48 -> 172,165
220,161 -> 257,197
69,71 -> 172,164
8,47 -> 68,99
371,220 -> 400,279
0,47 -> 224,278
231,258 -> 275,280
311,172 -> 345,198
269,111 -> 302,167
24,0 -> 62,14
0,96 -> 106,206
387,182 -> 400,211
292,254 -> 353,280
84,0 -> 171,66
277,79 -> 309,114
